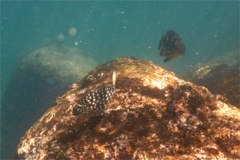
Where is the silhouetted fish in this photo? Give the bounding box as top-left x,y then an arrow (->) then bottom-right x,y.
158,30 -> 185,62
72,71 -> 116,117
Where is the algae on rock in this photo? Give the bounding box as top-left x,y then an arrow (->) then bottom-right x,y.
16,57 -> 240,159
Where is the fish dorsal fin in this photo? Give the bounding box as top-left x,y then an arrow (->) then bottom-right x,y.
112,71 -> 116,89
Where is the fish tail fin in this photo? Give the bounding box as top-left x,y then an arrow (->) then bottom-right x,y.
112,71 -> 116,89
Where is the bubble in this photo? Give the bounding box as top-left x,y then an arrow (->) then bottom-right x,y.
69,27 -> 77,36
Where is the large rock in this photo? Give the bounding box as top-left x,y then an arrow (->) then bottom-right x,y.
1,44 -> 97,159
184,50 -> 239,108
207,50 -> 239,68
16,57 -> 240,159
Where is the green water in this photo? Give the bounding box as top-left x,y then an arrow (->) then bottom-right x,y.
1,1 -> 239,159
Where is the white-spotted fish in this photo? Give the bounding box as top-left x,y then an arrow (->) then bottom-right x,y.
72,71 -> 116,117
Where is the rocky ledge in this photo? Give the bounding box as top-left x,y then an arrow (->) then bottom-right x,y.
16,57 -> 240,159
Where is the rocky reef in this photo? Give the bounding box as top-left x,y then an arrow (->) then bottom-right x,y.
184,50 -> 239,108
1,44 -> 97,158
16,57 -> 240,159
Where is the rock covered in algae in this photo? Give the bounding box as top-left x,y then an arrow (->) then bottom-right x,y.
184,50 -> 239,108
1,44 -> 97,159
16,57 -> 240,159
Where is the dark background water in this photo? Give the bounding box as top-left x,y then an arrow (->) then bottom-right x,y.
1,1 -> 239,158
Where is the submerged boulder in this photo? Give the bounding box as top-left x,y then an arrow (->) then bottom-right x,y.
207,49 -> 239,68
1,44 -> 97,159
16,57 -> 240,159
184,50 -> 240,108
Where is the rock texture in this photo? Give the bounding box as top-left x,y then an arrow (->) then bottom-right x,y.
1,44 -> 97,159
16,57 -> 240,159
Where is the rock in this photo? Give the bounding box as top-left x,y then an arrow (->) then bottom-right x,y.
184,50 -> 240,108
1,44 -> 97,159
207,50 -> 239,68
16,57 -> 240,159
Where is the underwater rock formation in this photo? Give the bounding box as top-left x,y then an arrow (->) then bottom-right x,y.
184,50 -> 239,108
16,57 -> 240,159
1,44 -> 97,159
208,49 -> 239,68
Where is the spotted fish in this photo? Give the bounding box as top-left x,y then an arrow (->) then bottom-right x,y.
72,71 -> 116,117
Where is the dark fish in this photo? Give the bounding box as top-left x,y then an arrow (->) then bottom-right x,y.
72,71 -> 116,117
158,30 -> 185,62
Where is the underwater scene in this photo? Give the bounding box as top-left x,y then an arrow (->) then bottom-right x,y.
1,1 -> 239,159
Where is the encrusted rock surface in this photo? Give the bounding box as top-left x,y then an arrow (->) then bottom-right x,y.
16,57 -> 240,159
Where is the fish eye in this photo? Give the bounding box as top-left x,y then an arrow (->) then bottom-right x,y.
76,108 -> 82,112
73,107 -> 82,115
